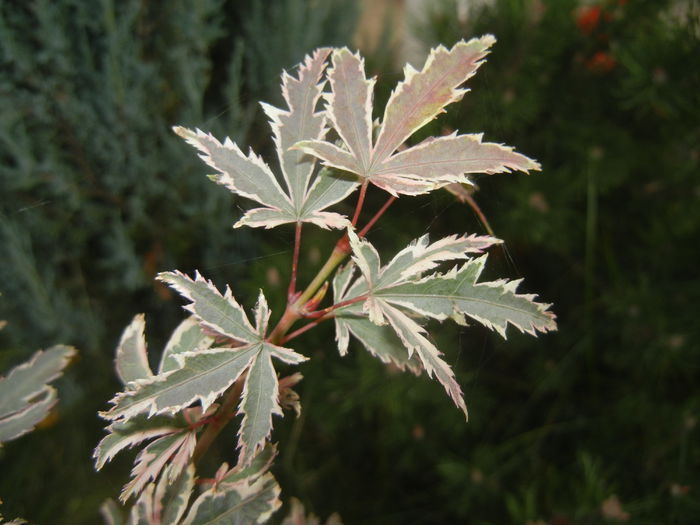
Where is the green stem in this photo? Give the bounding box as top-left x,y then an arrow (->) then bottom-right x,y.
267,244 -> 349,343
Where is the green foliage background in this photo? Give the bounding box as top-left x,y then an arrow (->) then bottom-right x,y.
1,0 -> 698,523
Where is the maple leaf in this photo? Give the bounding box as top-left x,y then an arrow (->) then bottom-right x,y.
295,36 -> 540,196
174,49 -> 358,230
182,472 -> 281,525
103,274 -> 306,465
0,345 -> 75,445
331,229 -> 556,418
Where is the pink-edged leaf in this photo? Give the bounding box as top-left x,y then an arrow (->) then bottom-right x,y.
298,168 -> 359,228
375,132 -> 540,183
381,302 -> 468,418
173,127 -> 293,212
371,35 -> 496,165
324,48 -> 374,173
266,48 -> 331,206
220,444 -> 277,485
115,314 -> 153,385
368,173 -> 438,196
253,290 -> 270,338
236,343 -> 306,465
0,388 -> 56,445
94,414 -> 182,470
294,139 -> 361,174
182,472 -> 281,525
177,50 -> 358,230
129,482 -> 155,524
155,464 -> 196,525
120,430 -> 196,502
298,36 -> 542,197
332,263 -> 423,373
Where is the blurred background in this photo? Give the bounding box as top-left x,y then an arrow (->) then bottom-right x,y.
1,0 -> 698,523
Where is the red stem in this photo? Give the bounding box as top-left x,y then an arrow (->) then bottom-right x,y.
279,293 -> 369,344
358,195 -> 397,238
351,180 -> 369,227
278,317 -> 327,345
304,294 -> 368,318
464,194 -> 495,237
288,222 -> 302,300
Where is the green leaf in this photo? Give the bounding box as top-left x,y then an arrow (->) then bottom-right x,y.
182,473 -> 281,525
238,348 -> 281,465
333,231 -> 555,416
156,464 -> 196,525
333,263 -> 422,374
104,344 -> 261,420
94,414 -> 183,471
115,314 -> 153,385
105,281 -> 306,467
157,271 -> 257,344
220,445 -> 276,485
377,255 -> 557,337
0,345 -> 75,445
121,431 -> 197,502
159,316 -> 214,374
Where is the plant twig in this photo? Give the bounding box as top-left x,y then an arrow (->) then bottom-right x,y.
358,195 -> 397,237
351,179 -> 369,227
288,222 -> 303,300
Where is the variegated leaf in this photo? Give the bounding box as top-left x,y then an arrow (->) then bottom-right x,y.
380,302 -> 468,418
115,314 -> 153,385
103,344 -> 261,420
173,126 -> 294,214
0,388 -> 56,445
323,48 -> 374,172
105,280 -> 306,468
220,444 -> 276,486
332,264 -> 422,373
156,464 -> 196,525
0,345 -> 75,445
175,50 -> 358,230
182,473 -> 281,525
376,255 -> 557,337
121,431 -> 196,502
94,414 -> 183,470
332,231 -> 555,416
372,37 -> 496,163
127,483 -> 154,525
238,348 -> 281,465
157,271 -> 257,344
374,132 -> 540,183
296,36 -> 540,196
159,316 -> 214,374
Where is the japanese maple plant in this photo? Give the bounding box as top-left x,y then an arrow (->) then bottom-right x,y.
96,36 -> 556,524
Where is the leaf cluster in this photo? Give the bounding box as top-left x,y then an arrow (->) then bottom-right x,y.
96,36 -> 555,522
